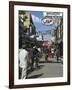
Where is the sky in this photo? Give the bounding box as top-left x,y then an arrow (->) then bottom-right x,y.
31,11 -> 56,32
30,11 -> 56,40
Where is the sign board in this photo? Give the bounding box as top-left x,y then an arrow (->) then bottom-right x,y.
41,16 -> 54,25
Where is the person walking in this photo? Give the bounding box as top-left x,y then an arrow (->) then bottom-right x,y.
32,46 -> 39,69
51,47 -> 54,58
44,47 -> 48,62
55,43 -> 60,63
19,49 -> 29,79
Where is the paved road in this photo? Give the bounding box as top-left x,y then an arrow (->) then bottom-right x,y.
27,54 -> 63,79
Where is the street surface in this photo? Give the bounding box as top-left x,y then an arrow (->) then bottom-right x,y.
27,54 -> 63,79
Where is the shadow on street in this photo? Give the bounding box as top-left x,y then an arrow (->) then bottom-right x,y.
39,60 -> 62,64
27,65 -> 45,75
27,73 -> 44,79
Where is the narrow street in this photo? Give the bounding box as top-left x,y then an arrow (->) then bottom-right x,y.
19,11 -> 63,80
27,54 -> 63,79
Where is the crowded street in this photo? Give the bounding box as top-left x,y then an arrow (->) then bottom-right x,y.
18,11 -> 63,80
27,54 -> 63,79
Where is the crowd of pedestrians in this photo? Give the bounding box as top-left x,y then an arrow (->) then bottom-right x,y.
19,45 -> 40,79
18,40 -> 63,79
44,40 -> 63,63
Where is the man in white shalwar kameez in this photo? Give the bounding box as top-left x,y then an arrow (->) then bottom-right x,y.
19,49 -> 29,79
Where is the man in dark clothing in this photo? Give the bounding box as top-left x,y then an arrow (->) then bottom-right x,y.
59,41 -> 63,57
44,47 -> 48,62
26,48 -> 34,71
55,43 -> 60,63
32,46 -> 39,69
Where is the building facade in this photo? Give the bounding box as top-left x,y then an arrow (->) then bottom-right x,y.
52,17 -> 63,44
19,11 -> 36,48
